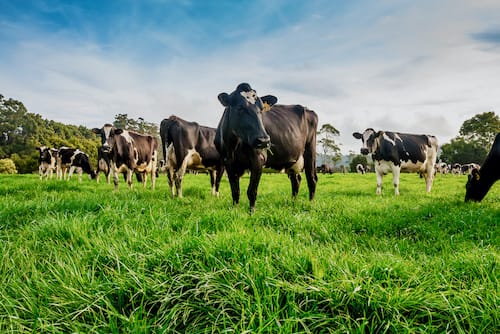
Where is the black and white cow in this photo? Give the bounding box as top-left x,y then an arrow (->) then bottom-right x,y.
451,163 -> 462,175
95,146 -> 112,183
465,133 -> 500,202
92,124 -> 158,190
160,115 -> 224,197
352,128 -> 438,195
56,147 -> 96,182
461,163 -> 481,175
356,164 -> 366,174
38,146 -> 57,180
215,83 -> 318,212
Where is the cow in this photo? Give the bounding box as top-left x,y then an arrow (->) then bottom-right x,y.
435,162 -> 449,175
215,83 -> 318,212
461,163 -> 481,175
160,115 -> 224,197
38,146 -> 57,180
465,133 -> 500,202
352,128 -> 438,195
95,146 -> 112,183
56,147 -> 96,182
451,163 -> 462,175
317,164 -> 334,174
92,124 -> 158,190
356,164 -> 366,174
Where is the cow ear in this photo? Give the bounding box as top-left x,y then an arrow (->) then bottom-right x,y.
261,95 -> 277,107
218,93 -> 230,107
92,128 -> 102,134
353,132 -> 362,139
114,129 -> 124,135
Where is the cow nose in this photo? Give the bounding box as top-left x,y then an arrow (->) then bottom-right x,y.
360,148 -> 369,155
254,136 -> 270,149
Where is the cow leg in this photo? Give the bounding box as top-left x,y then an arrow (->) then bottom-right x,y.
304,148 -> 318,200
247,169 -> 263,213
78,168 -> 83,182
126,170 -> 134,189
424,164 -> 435,193
68,166 -> 76,181
376,170 -> 383,195
288,171 -> 301,199
226,166 -> 241,206
167,167 -> 175,197
209,170 -> 217,195
392,166 -> 401,195
214,165 -> 224,198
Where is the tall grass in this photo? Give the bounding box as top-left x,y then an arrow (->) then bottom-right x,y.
0,172 -> 498,333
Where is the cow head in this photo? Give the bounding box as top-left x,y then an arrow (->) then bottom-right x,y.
217,83 -> 277,149
353,128 -> 377,155
92,124 -> 117,148
465,168 -> 487,202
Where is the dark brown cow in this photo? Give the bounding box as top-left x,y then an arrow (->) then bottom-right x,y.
215,83 -> 318,212
92,124 -> 158,190
95,146 -> 112,183
465,133 -> 500,202
160,115 -> 224,197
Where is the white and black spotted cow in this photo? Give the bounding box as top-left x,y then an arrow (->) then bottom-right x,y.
160,115 -> 225,198
56,147 -> 96,182
38,146 -> 57,180
92,124 -> 158,190
353,128 -> 438,195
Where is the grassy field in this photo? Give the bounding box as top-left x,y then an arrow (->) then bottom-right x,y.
0,172 -> 498,333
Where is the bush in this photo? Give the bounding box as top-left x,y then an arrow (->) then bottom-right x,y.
0,158 -> 18,174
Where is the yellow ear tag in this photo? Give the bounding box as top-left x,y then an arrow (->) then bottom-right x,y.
475,173 -> 480,181
262,102 -> 271,112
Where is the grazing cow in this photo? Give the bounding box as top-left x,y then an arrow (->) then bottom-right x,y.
215,83 -> 318,212
38,146 -> 57,180
95,146 -> 112,183
451,163 -> 462,175
465,133 -> 500,202
160,115 -> 224,197
356,164 -> 366,174
317,164 -> 334,174
56,147 -> 96,182
461,163 -> 481,175
352,128 -> 438,195
435,162 -> 449,175
92,124 -> 158,190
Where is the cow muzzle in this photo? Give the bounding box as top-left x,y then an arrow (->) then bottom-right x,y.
360,148 -> 369,155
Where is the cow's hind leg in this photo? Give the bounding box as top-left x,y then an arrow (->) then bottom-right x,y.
304,149 -> 318,200
288,171 -> 302,199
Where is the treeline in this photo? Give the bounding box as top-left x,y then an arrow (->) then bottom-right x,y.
0,94 -> 158,174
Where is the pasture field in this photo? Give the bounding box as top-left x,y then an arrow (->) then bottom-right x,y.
0,172 -> 498,333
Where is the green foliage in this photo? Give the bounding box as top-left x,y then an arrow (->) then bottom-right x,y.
441,111 -> 500,164
0,158 -> 17,174
317,123 -> 341,166
1,173 -> 497,332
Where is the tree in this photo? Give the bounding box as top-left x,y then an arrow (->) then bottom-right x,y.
459,111 -> 500,148
317,123 -> 341,166
440,111 -> 499,164
0,158 -> 17,174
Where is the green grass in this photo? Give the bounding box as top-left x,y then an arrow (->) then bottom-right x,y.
0,172 -> 498,333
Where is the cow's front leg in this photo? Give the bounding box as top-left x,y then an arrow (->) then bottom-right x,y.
126,170 -> 134,189
227,171 -> 240,206
376,170 -> 384,195
247,169 -> 263,213
392,166 -> 401,195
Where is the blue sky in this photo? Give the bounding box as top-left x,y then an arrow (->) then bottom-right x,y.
1,0 -> 500,154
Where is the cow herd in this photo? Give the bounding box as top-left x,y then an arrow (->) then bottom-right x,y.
37,83 -> 499,211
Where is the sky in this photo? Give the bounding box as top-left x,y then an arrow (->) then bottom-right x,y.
1,0 -> 500,154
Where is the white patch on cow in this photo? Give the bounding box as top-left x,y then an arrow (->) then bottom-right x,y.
289,155 -> 304,173
103,125 -> 113,140
382,133 -> 396,146
121,130 -> 134,144
240,90 -> 258,104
